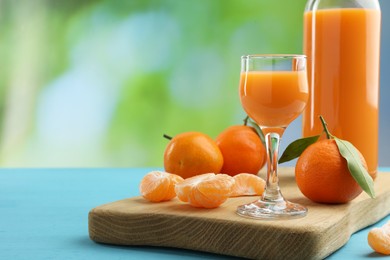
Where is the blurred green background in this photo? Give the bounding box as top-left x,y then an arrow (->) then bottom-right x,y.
0,0 -> 388,167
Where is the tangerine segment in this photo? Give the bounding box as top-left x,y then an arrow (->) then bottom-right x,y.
175,173 -> 234,208
175,173 -> 215,203
165,174 -> 185,201
230,173 -> 265,197
140,171 -> 184,202
368,221 -> 390,255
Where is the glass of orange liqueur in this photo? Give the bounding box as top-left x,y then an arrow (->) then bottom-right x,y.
303,0 -> 381,177
236,55 -> 309,219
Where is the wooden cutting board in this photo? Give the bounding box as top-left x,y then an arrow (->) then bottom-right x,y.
89,168 -> 390,259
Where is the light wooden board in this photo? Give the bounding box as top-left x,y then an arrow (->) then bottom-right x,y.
88,168 -> 390,260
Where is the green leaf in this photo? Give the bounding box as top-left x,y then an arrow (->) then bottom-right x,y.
334,137 -> 375,198
247,118 -> 266,146
278,135 -> 320,164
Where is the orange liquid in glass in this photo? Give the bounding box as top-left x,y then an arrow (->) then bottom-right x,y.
303,9 -> 381,175
240,71 -> 308,130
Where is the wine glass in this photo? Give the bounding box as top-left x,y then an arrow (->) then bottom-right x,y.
236,54 -> 309,219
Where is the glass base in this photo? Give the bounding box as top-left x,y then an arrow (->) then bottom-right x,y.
236,199 -> 307,219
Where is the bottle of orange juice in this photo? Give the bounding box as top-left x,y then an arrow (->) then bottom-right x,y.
303,0 -> 381,176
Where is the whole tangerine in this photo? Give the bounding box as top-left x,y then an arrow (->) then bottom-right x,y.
295,139 -> 368,204
164,132 -> 223,179
216,125 -> 266,176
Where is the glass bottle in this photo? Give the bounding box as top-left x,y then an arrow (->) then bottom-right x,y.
303,0 -> 381,177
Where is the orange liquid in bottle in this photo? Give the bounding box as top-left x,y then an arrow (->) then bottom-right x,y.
240,71 -> 308,130
303,9 -> 381,175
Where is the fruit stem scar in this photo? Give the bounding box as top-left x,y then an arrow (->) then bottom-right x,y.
319,115 -> 333,139
243,116 -> 250,126
163,134 -> 173,140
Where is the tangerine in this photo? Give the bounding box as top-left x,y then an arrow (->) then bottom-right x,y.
295,139 -> 368,204
368,221 -> 390,255
230,173 -> 265,197
164,132 -> 223,179
216,125 -> 266,176
175,173 -> 234,208
139,171 -> 184,202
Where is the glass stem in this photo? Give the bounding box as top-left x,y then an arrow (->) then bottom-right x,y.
262,132 -> 284,202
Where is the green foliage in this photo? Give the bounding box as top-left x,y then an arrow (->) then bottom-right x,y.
335,137 -> 375,198
279,135 -> 320,164
0,0 -> 308,167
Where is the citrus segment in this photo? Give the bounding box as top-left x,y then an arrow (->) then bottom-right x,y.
175,173 -> 214,203
230,173 -> 265,197
140,171 -> 184,202
175,173 -> 234,208
368,221 -> 390,255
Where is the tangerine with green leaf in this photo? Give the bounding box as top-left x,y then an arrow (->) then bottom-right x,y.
295,139 -> 368,203
216,117 -> 266,176
295,116 -> 374,204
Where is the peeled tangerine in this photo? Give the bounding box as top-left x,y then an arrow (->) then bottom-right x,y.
368,221 -> 390,255
140,171 -> 184,202
230,173 -> 265,197
175,173 -> 235,208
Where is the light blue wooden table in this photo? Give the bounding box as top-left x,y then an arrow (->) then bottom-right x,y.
1,168 -> 389,259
